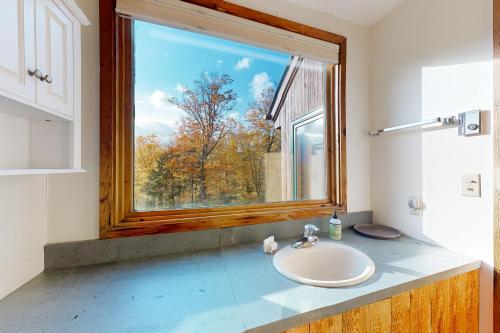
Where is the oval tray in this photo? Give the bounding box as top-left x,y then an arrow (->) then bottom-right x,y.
353,224 -> 401,240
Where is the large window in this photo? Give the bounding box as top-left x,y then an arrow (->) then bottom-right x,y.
99,0 -> 347,238
133,20 -> 331,211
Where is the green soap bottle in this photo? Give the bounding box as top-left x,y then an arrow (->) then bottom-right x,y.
329,211 -> 342,241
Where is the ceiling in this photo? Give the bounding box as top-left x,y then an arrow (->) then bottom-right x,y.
280,0 -> 407,26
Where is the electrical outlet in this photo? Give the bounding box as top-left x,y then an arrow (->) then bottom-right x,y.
408,197 -> 423,215
461,174 -> 481,197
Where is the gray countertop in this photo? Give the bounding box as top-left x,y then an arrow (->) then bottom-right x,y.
0,229 -> 480,333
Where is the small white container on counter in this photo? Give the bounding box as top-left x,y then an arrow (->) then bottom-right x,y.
263,236 -> 278,253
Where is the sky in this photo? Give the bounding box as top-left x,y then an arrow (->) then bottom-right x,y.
133,20 -> 291,143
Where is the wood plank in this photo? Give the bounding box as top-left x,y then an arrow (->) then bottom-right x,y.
493,0 -> 500,330
370,299 -> 391,333
182,0 -> 346,45
309,314 -> 342,333
98,0 -> 117,237
410,285 -> 431,333
282,324 -> 310,333
281,272 -> 478,333
409,289 -> 419,333
465,270 -> 479,333
391,292 -> 411,333
431,278 -> 451,333
450,273 -> 467,333
342,304 -> 370,332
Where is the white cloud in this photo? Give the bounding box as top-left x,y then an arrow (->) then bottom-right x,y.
135,120 -> 174,143
216,59 -> 223,65
147,89 -> 184,127
250,72 -> 274,99
175,83 -> 188,93
228,112 -> 240,120
234,57 -> 253,71
149,89 -> 171,109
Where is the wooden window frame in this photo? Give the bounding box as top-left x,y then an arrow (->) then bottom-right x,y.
99,0 -> 348,239
494,0 -> 500,328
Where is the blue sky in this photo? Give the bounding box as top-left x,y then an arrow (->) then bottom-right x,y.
133,20 -> 290,142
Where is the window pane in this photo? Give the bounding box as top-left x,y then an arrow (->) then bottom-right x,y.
133,19 -> 329,211
294,114 -> 326,200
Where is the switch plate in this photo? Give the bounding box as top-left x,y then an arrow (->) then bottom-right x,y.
461,174 -> 481,197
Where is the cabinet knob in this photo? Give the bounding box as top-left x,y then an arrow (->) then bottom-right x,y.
27,68 -> 42,79
27,69 -> 52,84
43,74 -> 52,84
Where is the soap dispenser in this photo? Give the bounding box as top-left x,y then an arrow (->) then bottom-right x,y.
329,212 -> 342,241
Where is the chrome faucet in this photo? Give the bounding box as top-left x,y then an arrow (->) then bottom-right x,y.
292,224 -> 320,249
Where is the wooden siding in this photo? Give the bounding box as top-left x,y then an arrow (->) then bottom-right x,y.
273,58 -> 326,201
281,270 -> 479,333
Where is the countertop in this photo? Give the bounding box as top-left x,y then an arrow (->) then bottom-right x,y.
0,229 -> 480,333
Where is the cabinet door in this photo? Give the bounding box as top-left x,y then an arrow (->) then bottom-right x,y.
0,0 -> 36,102
35,0 -> 74,118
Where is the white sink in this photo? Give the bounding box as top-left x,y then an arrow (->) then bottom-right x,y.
272,241 -> 375,287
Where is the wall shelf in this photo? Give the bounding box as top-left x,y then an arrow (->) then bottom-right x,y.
0,169 -> 86,176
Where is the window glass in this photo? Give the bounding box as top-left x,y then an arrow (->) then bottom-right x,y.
133,20 -> 328,211
293,112 -> 326,200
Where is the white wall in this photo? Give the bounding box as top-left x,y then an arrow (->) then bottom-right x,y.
0,175 -> 47,299
370,0 -> 494,331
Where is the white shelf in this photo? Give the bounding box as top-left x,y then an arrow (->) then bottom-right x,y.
0,169 -> 86,176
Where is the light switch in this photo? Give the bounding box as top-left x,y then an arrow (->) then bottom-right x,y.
461,174 -> 481,197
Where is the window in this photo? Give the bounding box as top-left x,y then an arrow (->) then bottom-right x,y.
292,110 -> 326,201
100,0 -> 347,238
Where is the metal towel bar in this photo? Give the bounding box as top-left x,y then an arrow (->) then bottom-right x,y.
369,116 -> 458,136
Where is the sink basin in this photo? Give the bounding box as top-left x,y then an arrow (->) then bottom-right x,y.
272,241 -> 375,287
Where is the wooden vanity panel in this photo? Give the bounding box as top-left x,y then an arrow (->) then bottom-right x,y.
431,278 -> 451,332
310,314 -> 342,332
285,324 -> 310,333
391,292 -> 411,332
411,285 -> 432,333
465,270 -> 479,333
370,299 -> 392,332
450,274 -> 467,333
281,271 -> 478,333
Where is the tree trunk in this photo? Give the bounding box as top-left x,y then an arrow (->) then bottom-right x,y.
199,160 -> 207,202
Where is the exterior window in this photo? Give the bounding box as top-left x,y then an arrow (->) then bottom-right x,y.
99,0 -> 347,238
292,111 -> 326,201
133,21 -> 328,211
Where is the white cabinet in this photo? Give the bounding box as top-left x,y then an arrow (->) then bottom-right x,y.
35,0 -> 75,118
0,0 -> 89,175
0,0 -> 36,102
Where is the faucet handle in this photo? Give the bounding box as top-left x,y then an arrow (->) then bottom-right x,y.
303,224 -> 320,237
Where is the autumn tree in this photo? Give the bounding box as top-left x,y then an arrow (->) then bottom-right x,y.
237,87 -> 281,201
246,87 -> 281,153
143,149 -> 185,207
134,135 -> 164,209
168,72 -> 237,202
